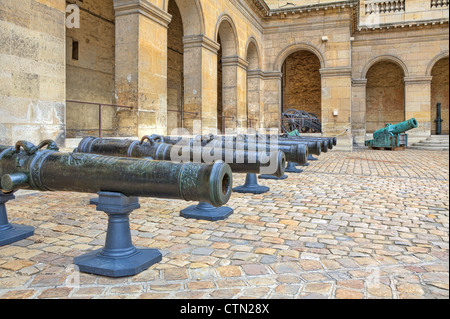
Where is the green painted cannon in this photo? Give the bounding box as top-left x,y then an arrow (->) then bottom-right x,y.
365,118 -> 418,150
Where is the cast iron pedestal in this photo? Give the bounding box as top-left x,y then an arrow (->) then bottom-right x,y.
74,192 -> 162,277
258,173 -> 288,180
285,162 -> 304,174
180,202 -> 233,221
0,193 -> 34,246
233,173 -> 270,194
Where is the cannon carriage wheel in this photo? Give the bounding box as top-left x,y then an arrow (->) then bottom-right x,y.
281,109 -> 302,134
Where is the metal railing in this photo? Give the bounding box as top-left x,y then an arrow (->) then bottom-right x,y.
66,100 -> 260,137
66,100 -> 133,138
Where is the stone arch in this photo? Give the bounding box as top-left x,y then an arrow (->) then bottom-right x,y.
215,14 -> 239,57
281,50 -> 322,124
365,59 -> 406,133
166,0 -> 185,134
273,42 -> 325,72
216,15 -> 240,132
245,37 -> 261,70
164,0 -> 204,35
426,51 -> 450,77
246,37 -> 262,129
430,54 -> 449,135
361,55 -> 409,80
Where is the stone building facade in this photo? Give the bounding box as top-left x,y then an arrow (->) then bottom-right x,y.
0,0 -> 448,151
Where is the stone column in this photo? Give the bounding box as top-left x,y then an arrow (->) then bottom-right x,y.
182,35 -> 220,135
113,0 -> 172,137
247,70 -> 265,131
352,79 -> 368,146
261,71 -> 283,130
221,56 -> 248,134
404,76 -> 433,143
320,67 -> 353,151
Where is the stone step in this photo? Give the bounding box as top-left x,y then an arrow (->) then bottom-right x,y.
408,145 -> 449,151
426,141 -> 450,145
415,141 -> 450,146
427,137 -> 449,142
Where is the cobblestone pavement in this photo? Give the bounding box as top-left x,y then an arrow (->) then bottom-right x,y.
0,148 -> 448,299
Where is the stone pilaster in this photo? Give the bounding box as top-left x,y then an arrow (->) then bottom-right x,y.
261,71 -> 283,130
221,56 -> 249,133
182,34 -> 220,135
114,0 -> 172,137
351,79 -> 368,146
320,67 -> 353,151
247,70 -> 265,130
404,76 -> 433,142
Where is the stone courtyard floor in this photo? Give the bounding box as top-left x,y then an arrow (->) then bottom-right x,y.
0,148 -> 448,299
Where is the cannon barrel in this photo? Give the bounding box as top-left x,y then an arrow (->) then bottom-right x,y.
208,134 -> 333,151
76,136 -> 286,177
263,134 -> 336,149
205,135 -> 322,156
158,135 -> 309,165
0,141 -> 232,207
279,136 -> 335,150
373,118 -> 418,137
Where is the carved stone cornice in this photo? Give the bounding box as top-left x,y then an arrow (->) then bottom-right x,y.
403,76 -> 433,84
352,79 -> 368,86
261,71 -> 283,80
183,35 -> 221,54
247,69 -> 265,79
222,56 -> 249,70
320,67 -> 352,77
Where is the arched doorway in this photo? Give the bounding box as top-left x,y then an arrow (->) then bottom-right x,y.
167,0 -> 184,134
66,0 -> 115,138
365,61 -> 405,133
431,57 -> 449,135
216,17 -> 238,133
246,40 -> 260,130
281,50 -> 322,126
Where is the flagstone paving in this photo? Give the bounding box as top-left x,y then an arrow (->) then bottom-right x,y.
0,148 -> 448,299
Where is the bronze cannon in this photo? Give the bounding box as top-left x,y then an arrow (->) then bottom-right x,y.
152,134 -> 309,166
75,135 -> 286,177
0,140 -> 233,207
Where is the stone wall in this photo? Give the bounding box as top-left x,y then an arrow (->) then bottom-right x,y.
0,0 -> 66,146
351,25 -> 449,145
66,0 -> 116,138
262,6 -> 354,149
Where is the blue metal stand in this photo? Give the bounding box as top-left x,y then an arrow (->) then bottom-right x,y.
233,173 -> 270,194
285,162 -> 304,173
180,202 -> 233,221
258,174 -> 288,180
0,193 -> 34,246
74,192 -> 162,277
308,154 -> 318,161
